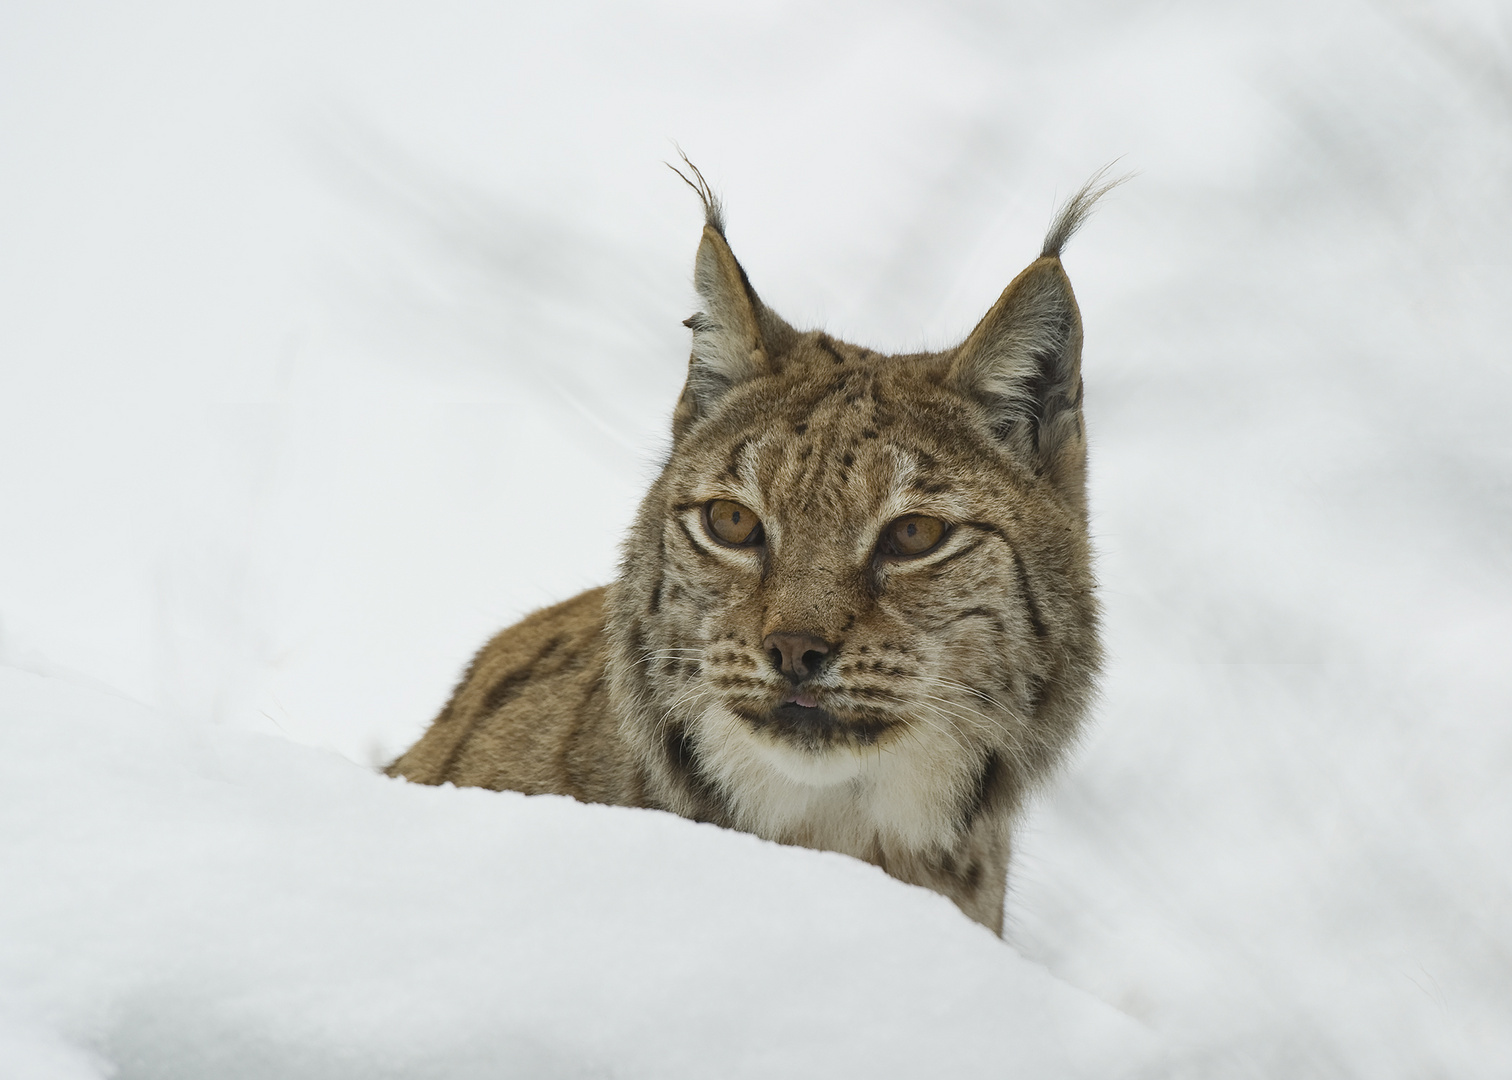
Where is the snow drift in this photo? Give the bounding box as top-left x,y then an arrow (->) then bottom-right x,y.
0,668 -> 1153,1078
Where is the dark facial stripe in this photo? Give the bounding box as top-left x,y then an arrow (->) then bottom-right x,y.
961,522 -> 1049,640
959,750 -> 1005,834
662,722 -> 725,823
674,516 -> 717,561
1026,673 -> 1049,714
647,531 -> 667,613
961,858 -> 984,893
1009,548 -> 1049,639
947,607 -> 1010,636
930,537 -> 986,571
724,436 -> 751,481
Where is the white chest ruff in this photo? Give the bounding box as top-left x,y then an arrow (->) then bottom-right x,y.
693,703 -> 971,861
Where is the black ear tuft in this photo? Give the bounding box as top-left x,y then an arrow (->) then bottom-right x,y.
1041,164 -> 1130,259
666,148 -> 726,237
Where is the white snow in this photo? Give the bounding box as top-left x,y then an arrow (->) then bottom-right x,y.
0,667 -> 1153,1078
2,0 -> 1510,1075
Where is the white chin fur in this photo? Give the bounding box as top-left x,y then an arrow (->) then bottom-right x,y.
750,734 -> 867,786
693,703 -> 969,858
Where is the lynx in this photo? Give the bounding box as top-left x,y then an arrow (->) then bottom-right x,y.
387,166 -> 1117,934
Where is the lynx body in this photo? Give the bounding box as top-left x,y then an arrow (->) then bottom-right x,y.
388,173 -> 1113,933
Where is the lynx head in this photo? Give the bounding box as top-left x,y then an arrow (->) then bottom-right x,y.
607,170 -> 1113,852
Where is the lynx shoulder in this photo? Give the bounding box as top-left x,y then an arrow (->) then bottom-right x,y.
387,169 -> 1119,934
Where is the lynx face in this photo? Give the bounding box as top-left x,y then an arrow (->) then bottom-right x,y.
606,174 -> 1107,893
659,358 -> 1073,777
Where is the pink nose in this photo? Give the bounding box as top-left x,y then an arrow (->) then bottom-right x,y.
762,632 -> 834,683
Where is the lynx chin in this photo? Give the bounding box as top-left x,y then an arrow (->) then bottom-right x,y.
388,164 -> 1120,934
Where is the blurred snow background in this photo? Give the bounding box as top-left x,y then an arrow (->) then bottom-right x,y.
1,0 -> 1509,1075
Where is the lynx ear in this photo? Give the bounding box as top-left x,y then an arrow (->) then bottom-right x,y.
688,225 -> 768,384
948,171 -> 1123,515
948,256 -> 1088,509
672,225 -> 795,440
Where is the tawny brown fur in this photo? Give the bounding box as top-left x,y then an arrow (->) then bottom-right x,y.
389,169 -> 1117,934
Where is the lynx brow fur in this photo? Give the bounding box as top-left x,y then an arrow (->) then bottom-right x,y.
387,167 -> 1120,934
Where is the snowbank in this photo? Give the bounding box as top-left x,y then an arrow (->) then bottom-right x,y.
0,668 -> 1156,1078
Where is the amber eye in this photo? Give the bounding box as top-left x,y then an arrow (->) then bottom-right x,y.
880,514 -> 947,558
705,499 -> 764,546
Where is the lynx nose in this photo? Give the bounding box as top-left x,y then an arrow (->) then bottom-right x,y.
763,632 -> 834,684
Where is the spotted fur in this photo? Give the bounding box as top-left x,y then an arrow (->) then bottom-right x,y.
388,174 -> 1115,934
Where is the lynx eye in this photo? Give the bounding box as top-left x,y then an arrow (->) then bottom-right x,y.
705,499 -> 764,546
881,514 -> 947,558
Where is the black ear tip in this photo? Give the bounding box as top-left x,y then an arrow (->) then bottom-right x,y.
1041,166 -> 1130,258
667,150 -> 727,236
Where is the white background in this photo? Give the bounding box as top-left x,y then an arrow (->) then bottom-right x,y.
2,0 -> 1509,1075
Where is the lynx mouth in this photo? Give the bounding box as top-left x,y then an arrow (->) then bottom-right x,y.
736,694 -> 893,748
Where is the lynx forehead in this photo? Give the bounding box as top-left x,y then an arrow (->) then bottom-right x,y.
387,164 -> 1118,934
